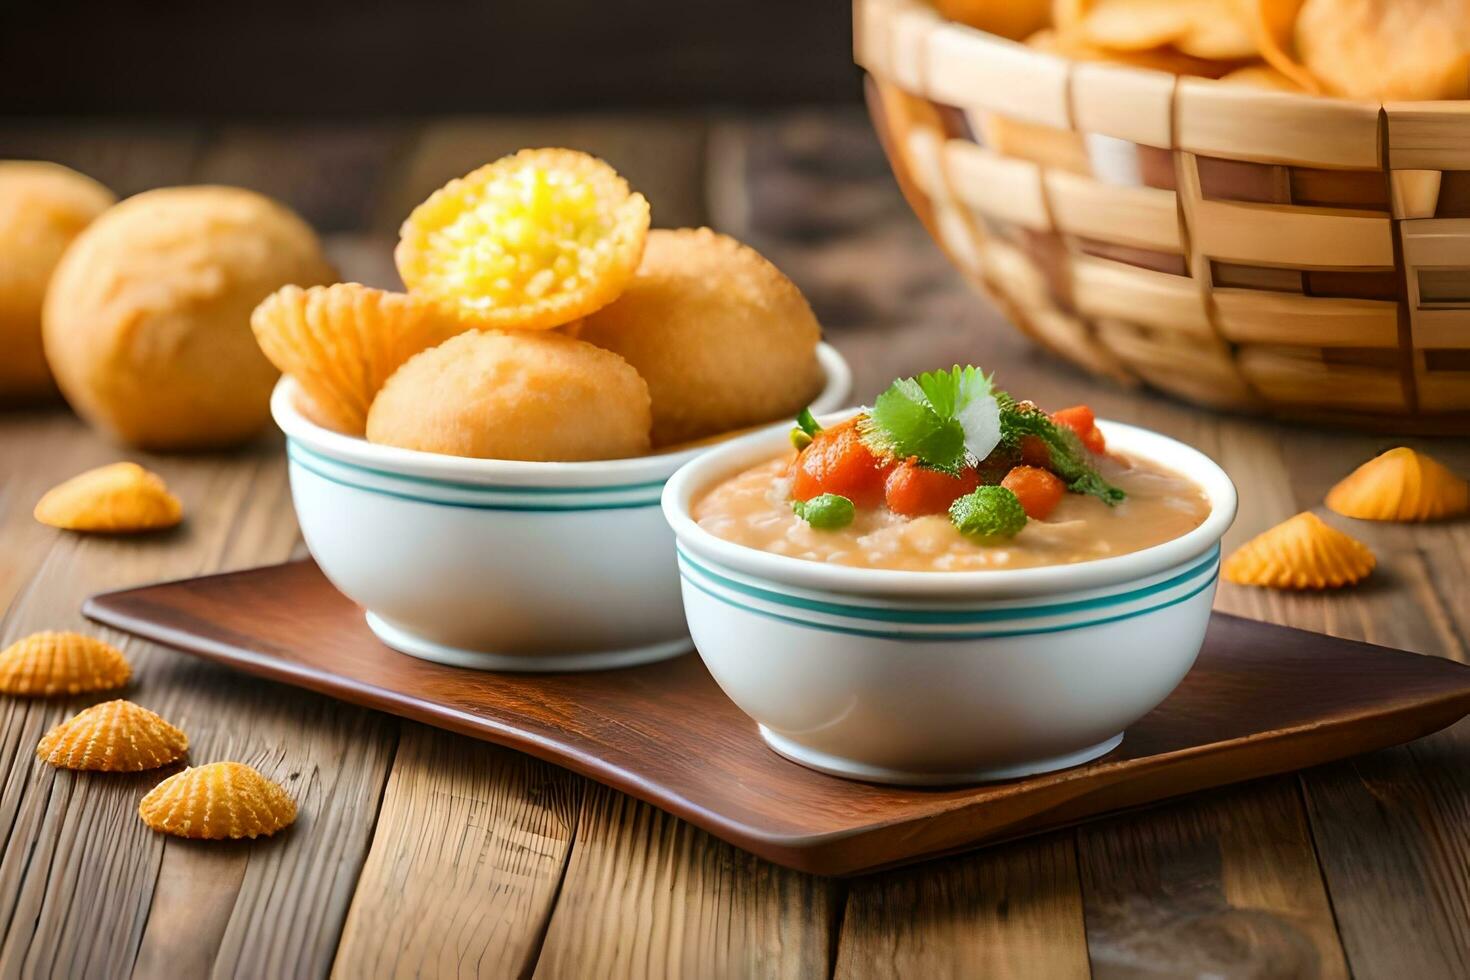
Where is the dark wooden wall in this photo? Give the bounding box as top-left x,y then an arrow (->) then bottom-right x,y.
1,0 -> 860,115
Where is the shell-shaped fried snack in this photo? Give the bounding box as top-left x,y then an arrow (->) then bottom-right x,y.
34,462 -> 182,533
138,761 -> 297,840
251,283 -> 461,435
37,700 -> 187,771
0,631 -> 131,696
1325,447 -> 1469,522
395,149 -> 650,331
1223,512 -> 1375,590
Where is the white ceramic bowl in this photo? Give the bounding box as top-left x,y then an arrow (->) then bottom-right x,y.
662,415 -> 1238,784
272,343 -> 850,672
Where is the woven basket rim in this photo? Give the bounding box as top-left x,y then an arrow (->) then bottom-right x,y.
866,0 -> 1465,111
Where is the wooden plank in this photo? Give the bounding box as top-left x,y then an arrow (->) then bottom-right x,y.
1045,171 -> 1182,252
834,837 -> 1089,978
331,725 -> 582,978
1212,428 -> 1470,980
0,430 -> 397,979
532,787 -> 839,980
1076,779 -> 1349,978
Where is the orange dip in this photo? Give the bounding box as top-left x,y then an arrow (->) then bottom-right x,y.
693,452 -> 1210,572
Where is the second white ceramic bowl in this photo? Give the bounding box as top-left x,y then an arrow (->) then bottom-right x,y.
662,415 -> 1237,784
273,343 -> 850,672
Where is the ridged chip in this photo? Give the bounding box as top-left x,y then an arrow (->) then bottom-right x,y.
37,700 -> 187,771
0,631 -> 131,696
138,761 -> 297,840
1223,512 -> 1375,590
1326,447 -> 1468,522
251,283 -> 462,435
395,148 -> 650,331
34,462 -> 182,533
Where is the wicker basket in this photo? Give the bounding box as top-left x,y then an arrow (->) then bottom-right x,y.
856,0 -> 1470,432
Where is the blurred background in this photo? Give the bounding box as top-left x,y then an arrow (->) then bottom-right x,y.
1,1 -> 859,114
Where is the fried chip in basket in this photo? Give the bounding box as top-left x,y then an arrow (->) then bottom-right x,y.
1293,0 -> 1470,101
1070,0 -> 1258,61
937,0 -> 1052,40
1029,25 -> 1242,78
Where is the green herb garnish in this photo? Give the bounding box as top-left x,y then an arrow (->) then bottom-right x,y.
996,395 -> 1125,505
949,486 -> 1027,541
790,407 -> 822,450
792,493 -> 856,530
858,366 -> 1001,476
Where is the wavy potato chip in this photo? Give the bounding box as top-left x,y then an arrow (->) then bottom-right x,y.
1326,447 -> 1469,522
0,631 -> 130,696
37,700 -> 187,771
252,283 -> 462,435
1294,0 -> 1470,100
34,462 -> 182,533
139,762 -> 297,840
1223,512 -> 1375,590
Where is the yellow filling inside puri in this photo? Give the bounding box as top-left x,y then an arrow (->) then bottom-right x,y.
424,165 -> 615,310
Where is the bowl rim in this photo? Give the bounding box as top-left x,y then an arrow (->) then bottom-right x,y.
271,341 -> 852,488
662,411 -> 1238,600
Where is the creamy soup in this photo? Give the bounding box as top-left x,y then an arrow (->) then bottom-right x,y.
693,452 -> 1210,572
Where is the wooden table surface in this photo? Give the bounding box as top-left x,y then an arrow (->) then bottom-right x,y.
1,110 -> 1467,979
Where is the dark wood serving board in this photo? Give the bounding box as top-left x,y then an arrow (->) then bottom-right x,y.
85,559 -> 1470,876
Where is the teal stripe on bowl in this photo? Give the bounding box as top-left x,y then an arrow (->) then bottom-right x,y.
287,444 -> 662,512
287,439 -> 668,496
676,545 -> 1220,625
680,568 -> 1219,642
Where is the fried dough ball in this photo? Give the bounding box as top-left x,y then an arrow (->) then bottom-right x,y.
43,186 -> 335,450
0,162 -> 115,402
395,148 -> 649,331
578,228 -> 823,447
366,330 -> 651,461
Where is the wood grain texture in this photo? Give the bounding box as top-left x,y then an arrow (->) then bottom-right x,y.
1078,779 -> 1348,978
834,837 -> 1089,979
533,786 -> 839,980
332,724 -> 582,979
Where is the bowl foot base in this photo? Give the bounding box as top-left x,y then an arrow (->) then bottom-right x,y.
366,613 -> 691,673
758,727 -> 1125,786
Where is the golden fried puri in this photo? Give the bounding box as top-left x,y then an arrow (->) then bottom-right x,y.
43,186 -> 335,450
0,162 -> 115,402
578,228 -> 823,447
396,148 -> 649,331
366,330 -> 652,461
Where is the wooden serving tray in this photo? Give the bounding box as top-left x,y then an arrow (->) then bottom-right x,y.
85,560 -> 1470,876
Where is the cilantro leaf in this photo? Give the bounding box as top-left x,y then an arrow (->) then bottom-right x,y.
860,366 -> 1001,475
995,395 -> 1125,505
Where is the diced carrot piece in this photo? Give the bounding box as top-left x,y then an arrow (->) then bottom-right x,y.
791,418 -> 889,508
1019,435 -> 1051,468
1052,404 -> 1106,454
884,458 -> 981,517
1001,465 -> 1066,520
